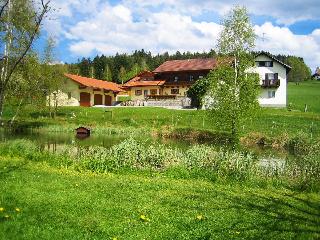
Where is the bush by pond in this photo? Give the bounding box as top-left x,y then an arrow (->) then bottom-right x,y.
0,138 -> 319,191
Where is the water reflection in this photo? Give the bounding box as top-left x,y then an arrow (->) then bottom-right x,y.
0,129 -> 297,167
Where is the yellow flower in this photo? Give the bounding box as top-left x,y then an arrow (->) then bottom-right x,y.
0,207 -> 4,212
4,215 -> 9,218
196,215 -> 205,221
139,214 -> 150,222
15,208 -> 21,212
112,238 -> 118,240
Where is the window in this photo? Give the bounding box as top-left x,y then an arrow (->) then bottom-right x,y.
67,92 -> 72,100
189,75 -> 194,81
135,90 -> 142,96
150,89 -> 157,95
268,90 -> 276,98
144,90 -> 148,96
256,61 -> 273,67
174,76 -> 179,82
171,89 -> 179,94
265,73 -> 278,80
199,75 -> 203,79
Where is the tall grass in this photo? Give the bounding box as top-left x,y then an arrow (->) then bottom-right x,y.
0,138 -> 319,190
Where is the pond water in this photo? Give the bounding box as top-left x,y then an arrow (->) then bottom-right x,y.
0,129 -> 294,168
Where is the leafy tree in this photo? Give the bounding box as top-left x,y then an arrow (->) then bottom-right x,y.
103,64 -> 112,81
187,77 -> 211,108
0,0 -> 51,119
78,58 -> 91,77
207,6 -> 260,144
118,66 -> 126,84
93,56 -> 104,79
286,56 -> 311,82
41,37 -> 64,118
6,54 -> 42,124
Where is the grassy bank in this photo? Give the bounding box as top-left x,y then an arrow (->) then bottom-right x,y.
1,81 -> 319,141
0,140 -> 320,239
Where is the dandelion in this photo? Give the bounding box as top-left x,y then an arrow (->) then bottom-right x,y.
15,208 -> 21,212
0,207 -> 4,212
139,214 -> 150,222
196,214 -> 205,221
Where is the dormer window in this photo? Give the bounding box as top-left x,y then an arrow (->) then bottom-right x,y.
256,61 -> 273,67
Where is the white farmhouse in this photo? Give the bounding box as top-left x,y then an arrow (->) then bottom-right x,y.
253,52 -> 291,107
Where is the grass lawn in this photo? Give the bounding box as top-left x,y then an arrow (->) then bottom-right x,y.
2,81 -> 319,139
288,80 -> 320,113
1,158 -> 319,240
1,81 -> 320,239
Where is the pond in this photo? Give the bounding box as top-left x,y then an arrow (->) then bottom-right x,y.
0,128 -> 295,169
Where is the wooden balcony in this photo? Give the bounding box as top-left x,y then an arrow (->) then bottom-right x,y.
261,79 -> 280,88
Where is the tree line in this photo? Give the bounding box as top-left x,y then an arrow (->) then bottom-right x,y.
67,50 -> 217,83
67,50 -> 312,83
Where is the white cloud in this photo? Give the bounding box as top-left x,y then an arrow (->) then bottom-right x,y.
255,23 -> 320,70
123,0 -> 320,25
43,1 -> 320,70
66,3 -> 222,56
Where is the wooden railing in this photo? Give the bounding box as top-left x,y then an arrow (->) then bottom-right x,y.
146,95 -> 176,100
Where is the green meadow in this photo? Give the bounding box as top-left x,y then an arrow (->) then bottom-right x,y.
0,139 -> 319,240
3,81 -> 320,140
1,80 -> 320,239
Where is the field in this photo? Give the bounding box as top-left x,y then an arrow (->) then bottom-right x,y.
1,80 -> 320,239
3,81 -> 320,140
288,80 -> 320,113
0,142 -> 319,240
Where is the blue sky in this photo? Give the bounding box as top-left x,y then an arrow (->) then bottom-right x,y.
41,0 -> 320,71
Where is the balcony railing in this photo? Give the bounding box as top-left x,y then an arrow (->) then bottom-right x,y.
261,79 -> 280,88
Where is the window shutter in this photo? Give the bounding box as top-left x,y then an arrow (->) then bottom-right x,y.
274,73 -> 278,80
265,73 -> 268,80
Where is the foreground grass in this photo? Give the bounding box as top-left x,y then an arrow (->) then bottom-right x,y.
1,157 -> 319,240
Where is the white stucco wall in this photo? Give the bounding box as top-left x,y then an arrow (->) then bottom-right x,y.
252,55 -> 287,107
47,78 -> 116,107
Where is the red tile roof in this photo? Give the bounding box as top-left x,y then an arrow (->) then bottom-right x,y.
65,73 -> 123,92
153,58 -> 216,73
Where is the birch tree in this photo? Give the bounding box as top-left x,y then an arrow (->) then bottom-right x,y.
208,6 -> 260,144
0,0 -> 51,120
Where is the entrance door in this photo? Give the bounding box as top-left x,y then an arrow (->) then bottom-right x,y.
94,94 -> 103,105
79,92 -> 91,107
105,95 -> 112,106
